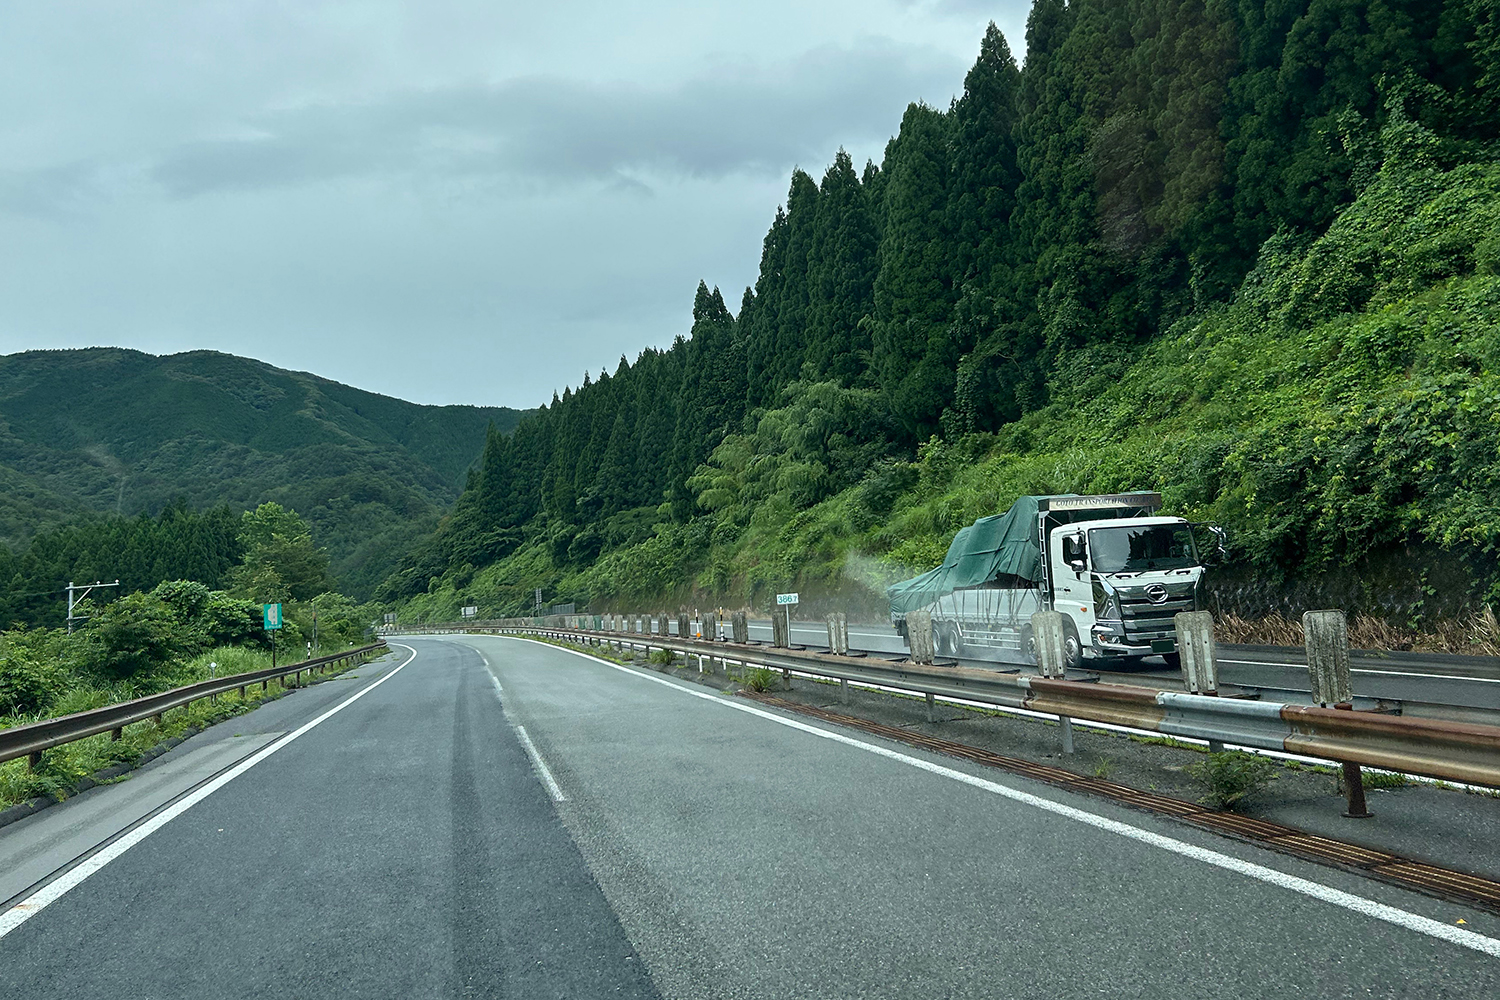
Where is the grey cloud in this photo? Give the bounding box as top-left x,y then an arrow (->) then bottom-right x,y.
147,38 -> 961,198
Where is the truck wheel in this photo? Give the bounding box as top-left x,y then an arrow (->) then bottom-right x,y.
1162,652 -> 1182,670
1020,625 -> 1037,666
1063,622 -> 1083,671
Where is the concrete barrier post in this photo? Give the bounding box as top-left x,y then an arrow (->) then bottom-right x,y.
1303,609 -> 1370,818
1031,611 -> 1068,679
1174,611 -> 1219,695
1175,610 -> 1222,750
826,612 -> 848,655
703,613 -> 718,642
1032,610 -> 1073,753
677,613 -> 690,640
907,610 -> 935,665
732,612 -> 748,643
1304,610 -> 1352,706
771,610 -> 789,648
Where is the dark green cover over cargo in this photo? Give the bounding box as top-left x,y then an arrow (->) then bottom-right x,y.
887,496 -> 1045,616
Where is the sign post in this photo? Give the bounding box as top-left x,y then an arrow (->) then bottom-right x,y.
774,593 -> 799,650
264,603 -> 283,668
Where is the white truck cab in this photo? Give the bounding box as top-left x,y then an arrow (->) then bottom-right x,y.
1047,514 -> 1208,668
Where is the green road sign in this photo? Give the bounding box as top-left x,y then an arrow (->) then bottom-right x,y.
263,603 -> 283,630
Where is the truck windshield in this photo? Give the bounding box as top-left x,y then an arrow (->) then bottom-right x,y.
1088,524 -> 1198,573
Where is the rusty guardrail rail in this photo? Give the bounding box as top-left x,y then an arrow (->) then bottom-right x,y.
406,623 -> 1500,789
0,641 -> 388,768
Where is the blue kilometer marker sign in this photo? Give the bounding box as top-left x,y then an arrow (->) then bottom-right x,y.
263,603 -> 283,630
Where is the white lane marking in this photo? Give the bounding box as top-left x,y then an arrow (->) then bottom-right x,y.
490,674 -> 504,696
0,644 -> 420,941
513,725 -> 566,802
492,636 -> 1500,959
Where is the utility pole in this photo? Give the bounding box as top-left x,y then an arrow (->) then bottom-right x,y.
66,580 -> 120,634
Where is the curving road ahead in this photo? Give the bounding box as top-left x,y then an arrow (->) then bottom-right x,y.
1,635 -> 1498,998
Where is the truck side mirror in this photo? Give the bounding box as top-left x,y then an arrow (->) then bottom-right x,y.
1197,526 -> 1227,567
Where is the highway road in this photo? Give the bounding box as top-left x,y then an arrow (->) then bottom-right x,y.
3,635 -> 1498,998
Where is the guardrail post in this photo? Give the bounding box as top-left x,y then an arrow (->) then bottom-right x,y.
1032,610 -> 1073,753
826,613 -> 848,655
907,610 -> 935,665
840,678 -> 849,704
732,612 -> 748,644
28,750 -> 41,771
925,692 -> 936,723
1303,609 -> 1370,818
111,726 -> 123,741
1175,611 -> 1223,751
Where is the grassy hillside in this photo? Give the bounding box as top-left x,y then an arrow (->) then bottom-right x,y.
0,348 -> 527,597
399,150 -> 1500,628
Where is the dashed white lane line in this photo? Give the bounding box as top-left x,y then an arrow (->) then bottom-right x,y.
487,635 -> 1500,960
0,644 -> 421,941
513,726 -> 566,803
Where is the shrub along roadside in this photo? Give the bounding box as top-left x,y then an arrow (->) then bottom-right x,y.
0,646 -> 378,812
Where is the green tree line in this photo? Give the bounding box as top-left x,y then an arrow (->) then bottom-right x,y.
383,0 -> 1500,620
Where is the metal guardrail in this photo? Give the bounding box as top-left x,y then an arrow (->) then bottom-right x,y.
0,641 -> 388,768
408,624 -> 1500,789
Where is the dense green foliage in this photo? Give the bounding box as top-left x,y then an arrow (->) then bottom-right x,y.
0,347 -> 527,597
390,1 -> 1500,624
0,503 -> 379,809
0,502 -> 242,628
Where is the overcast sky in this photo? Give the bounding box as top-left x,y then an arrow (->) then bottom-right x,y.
0,1 -> 1030,409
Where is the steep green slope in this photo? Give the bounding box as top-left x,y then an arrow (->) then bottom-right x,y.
385,2 -> 1500,624
0,348 -> 527,596
398,151 -> 1500,623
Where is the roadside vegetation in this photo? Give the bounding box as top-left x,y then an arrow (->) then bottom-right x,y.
0,502 -> 383,808
385,5 -> 1500,647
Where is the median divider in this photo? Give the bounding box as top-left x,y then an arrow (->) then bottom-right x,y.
404,622 -> 1500,792
0,641 -> 389,770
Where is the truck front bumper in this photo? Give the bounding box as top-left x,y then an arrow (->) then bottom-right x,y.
1092,628 -> 1176,657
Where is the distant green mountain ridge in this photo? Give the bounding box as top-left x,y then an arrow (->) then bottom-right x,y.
0,348 -> 528,597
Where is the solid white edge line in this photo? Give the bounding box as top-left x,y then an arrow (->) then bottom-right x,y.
484,634 -> 1500,959
0,643 -> 420,940
513,725 -> 566,802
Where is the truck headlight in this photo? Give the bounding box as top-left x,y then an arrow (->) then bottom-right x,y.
1092,579 -> 1121,620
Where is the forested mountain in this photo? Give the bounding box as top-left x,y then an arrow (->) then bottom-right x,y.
387,0 -> 1500,622
0,348 -> 526,597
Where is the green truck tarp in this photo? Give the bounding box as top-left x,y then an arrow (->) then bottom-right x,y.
887,496 -> 1044,616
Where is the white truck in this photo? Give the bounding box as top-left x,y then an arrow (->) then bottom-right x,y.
888,493 -> 1223,669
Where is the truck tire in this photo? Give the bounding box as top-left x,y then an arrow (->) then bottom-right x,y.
1020,625 -> 1037,666
1063,621 -> 1083,671
1162,652 -> 1182,670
